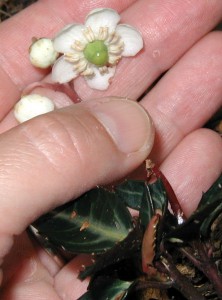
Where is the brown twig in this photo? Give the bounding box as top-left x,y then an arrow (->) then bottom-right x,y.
159,253 -> 206,300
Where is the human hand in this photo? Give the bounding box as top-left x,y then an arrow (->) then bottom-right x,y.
0,0 -> 221,299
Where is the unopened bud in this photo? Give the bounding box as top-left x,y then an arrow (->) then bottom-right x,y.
29,38 -> 59,68
14,94 -> 55,123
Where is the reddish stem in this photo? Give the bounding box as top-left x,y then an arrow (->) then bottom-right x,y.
195,241 -> 222,298
146,160 -> 186,223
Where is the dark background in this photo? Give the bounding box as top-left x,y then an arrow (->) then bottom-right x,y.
0,0 -> 36,22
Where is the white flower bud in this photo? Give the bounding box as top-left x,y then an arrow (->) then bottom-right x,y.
29,38 -> 59,68
14,94 -> 55,123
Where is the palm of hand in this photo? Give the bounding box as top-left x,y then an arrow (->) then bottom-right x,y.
0,0 -> 222,299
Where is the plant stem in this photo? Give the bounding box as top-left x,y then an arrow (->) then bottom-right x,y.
160,253 -> 206,300
147,161 -> 186,223
179,246 -> 201,268
195,241 -> 222,298
181,242 -> 222,298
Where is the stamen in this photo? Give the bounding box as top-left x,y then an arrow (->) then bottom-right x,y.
108,54 -> 121,65
72,40 -> 85,51
74,58 -> 88,73
81,66 -> 95,76
97,27 -> 108,41
83,26 -> 95,42
106,32 -> 120,44
64,53 -> 82,63
109,43 -> 124,55
106,32 -> 115,43
99,66 -> 108,74
110,34 -> 121,45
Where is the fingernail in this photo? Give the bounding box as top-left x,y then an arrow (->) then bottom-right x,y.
85,98 -> 155,154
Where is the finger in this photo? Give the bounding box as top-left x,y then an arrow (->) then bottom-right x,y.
54,255 -> 91,300
74,0 -> 222,99
160,128 -> 222,216
0,98 -> 154,259
0,0 -> 135,119
0,232 -> 61,300
143,31 -> 222,163
3,30 -> 222,163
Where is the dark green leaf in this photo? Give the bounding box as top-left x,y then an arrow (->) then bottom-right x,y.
198,174 -> 222,209
115,180 -> 145,210
205,107 -> 222,132
79,224 -> 143,280
78,278 -> 132,300
166,174 -> 222,242
199,174 -> 222,237
139,178 -> 168,228
78,292 -> 92,300
33,187 -> 133,254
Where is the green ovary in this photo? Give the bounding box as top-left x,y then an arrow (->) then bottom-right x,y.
83,40 -> 108,66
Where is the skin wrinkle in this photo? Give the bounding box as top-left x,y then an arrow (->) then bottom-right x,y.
0,64 -> 20,96
0,156 -> 26,183
0,49 -> 26,91
19,115 -> 85,174
135,0 -> 217,48
45,113 -> 88,170
21,137 -> 61,173
0,138 -> 43,183
148,107 -> 185,163
73,107 -> 119,184
159,0 -> 203,32
55,104 -> 124,157
51,108 -> 127,187
151,102 -> 187,139
0,69 -> 21,121
0,149 -> 45,232
15,105 -> 121,189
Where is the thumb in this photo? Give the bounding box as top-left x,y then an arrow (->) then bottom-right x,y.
0,97 -> 154,262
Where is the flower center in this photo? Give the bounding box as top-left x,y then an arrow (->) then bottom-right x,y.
83,40 -> 108,67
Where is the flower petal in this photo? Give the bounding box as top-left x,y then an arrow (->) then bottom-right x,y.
51,56 -> 78,83
115,24 -> 143,56
53,24 -> 86,53
85,8 -> 120,36
84,66 -> 116,90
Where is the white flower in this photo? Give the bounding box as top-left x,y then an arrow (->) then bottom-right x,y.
29,38 -> 59,68
14,94 -> 55,123
51,8 -> 143,90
